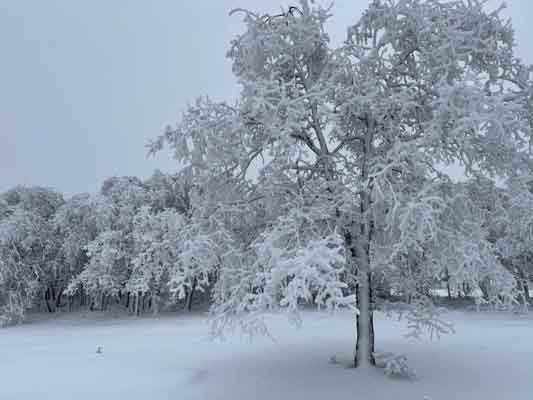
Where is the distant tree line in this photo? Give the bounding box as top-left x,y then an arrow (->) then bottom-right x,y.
1,170 -> 532,326
0,171 -> 213,324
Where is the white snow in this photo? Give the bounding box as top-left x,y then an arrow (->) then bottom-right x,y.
1,310 -> 532,400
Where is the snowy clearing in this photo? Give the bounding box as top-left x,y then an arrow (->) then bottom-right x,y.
1,311 -> 532,400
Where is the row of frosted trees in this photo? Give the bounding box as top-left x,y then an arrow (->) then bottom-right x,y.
0,171 -> 213,325
1,169 -> 532,326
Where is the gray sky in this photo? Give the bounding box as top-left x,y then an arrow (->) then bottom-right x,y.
1,0 -> 532,196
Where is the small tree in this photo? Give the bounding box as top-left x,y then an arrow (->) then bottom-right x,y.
151,0 -> 532,367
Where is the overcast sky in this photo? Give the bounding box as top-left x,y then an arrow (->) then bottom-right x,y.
1,0 -> 532,196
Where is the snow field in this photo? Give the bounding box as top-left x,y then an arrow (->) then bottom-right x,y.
1,311 -> 532,400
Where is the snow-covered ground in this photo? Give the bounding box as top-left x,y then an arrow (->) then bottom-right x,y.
1,310 -> 532,400
430,287 -> 533,298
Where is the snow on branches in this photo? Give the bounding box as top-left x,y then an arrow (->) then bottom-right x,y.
150,0 -> 533,364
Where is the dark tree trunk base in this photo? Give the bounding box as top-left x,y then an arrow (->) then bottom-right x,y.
354,271 -> 376,368
354,311 -> 375,368
185,279 -> 197,312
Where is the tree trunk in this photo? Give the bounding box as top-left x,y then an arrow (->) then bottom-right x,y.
185,278 -> 197,312
51,285 -> 57,308
523,280 -> 530,307
516,266 -> 530,310
79,286 -> 85,307
462,282 -> 471,297
44,288 -> 54,313
348,119 -> 376,368
346,221 -> 376,367
479,277 -> 491,302
55,287 -> 63,309
355,270 -> 375,367
443,268 -> 452,301
136,292 -> 142,316
152,293 -> 160,315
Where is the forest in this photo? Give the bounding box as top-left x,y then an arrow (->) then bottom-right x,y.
2,171 -> 533,326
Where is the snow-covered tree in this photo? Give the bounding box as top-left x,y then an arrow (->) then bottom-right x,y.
150,0 -> 532,367
0,187 -> 64,323
0,197 -> 9,221
128,207 -> 181,313
53,193 -> 99,309
144,169 -> 193,214
67,177 -> 149,310
451,177 -> 533,310
493,177 -> 533,308
0,209 -> 46,324
65,173 -> 210,313
132,168 -> 249,313
129,203 -> 222,313
1,186 -> 64,220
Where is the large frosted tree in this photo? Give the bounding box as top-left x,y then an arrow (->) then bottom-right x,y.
151,0 -> 532,367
